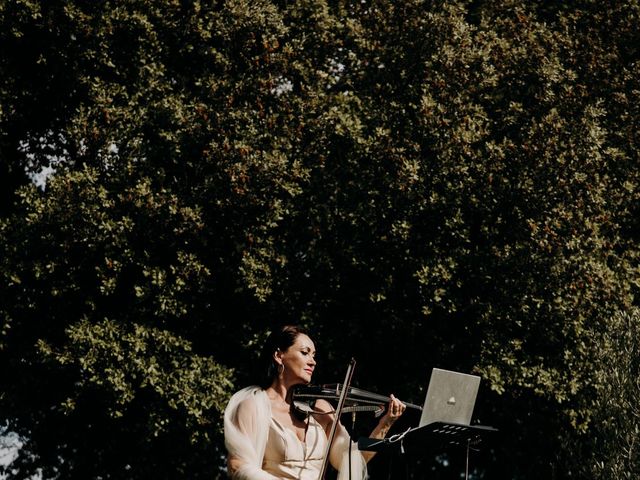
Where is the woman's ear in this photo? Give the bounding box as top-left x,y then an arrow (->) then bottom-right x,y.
273,348 -> 283,365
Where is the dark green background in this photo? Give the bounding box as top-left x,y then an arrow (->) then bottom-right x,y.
1,1 -> 639,478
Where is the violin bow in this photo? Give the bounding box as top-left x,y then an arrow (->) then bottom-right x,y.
318,358 -> 356,480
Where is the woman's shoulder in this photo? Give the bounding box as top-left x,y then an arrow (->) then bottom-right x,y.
227,386 -> 269,414
238,391 -> 264,409
314,398 -> 333,413
231,386 -> 266,401
312,398 -> 335,430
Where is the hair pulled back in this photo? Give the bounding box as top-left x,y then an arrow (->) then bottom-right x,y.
259,325 -> 308,389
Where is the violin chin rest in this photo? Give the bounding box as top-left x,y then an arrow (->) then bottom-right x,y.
293,400 -> 314,414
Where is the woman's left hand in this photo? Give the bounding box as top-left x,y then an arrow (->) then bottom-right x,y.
363,393 -> 407,463
380,394 -> 406,427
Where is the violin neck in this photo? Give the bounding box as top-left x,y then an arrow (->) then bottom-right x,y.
292,383 -> 423,411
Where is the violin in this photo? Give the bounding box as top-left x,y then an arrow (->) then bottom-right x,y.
311,359 -> 419,480
292,383 -> 423,418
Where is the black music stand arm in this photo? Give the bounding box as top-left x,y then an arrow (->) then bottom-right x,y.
358,422 -> 498,453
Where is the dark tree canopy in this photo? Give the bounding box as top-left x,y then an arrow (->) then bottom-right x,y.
1,1 -> 639,479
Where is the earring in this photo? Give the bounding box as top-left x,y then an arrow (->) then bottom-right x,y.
277,364 -> 284,376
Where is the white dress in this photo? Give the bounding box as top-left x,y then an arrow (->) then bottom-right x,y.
224,386 -> 367,480
262,415 -> 326,479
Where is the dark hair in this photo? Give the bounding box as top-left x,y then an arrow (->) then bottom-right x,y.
259,325 -> 308,389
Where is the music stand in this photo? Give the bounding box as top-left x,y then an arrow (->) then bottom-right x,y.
358,422 -> 498,453
358,422 -> 498,480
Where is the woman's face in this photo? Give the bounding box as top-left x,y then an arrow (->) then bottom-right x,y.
276,333 -> 316,385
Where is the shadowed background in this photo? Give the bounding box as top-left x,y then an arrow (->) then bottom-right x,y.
1,1 -> 639,478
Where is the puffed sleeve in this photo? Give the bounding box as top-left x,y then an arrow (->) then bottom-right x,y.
224,387 -> 280,480
328,422 -> 367,480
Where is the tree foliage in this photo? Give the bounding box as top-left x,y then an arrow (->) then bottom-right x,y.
569,308 -> 640,480
1,0 -> 639,479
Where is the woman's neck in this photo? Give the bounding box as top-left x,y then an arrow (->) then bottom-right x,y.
267,379 -> 296,405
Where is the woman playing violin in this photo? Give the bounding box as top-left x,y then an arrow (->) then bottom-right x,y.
224,325 -> 406,479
